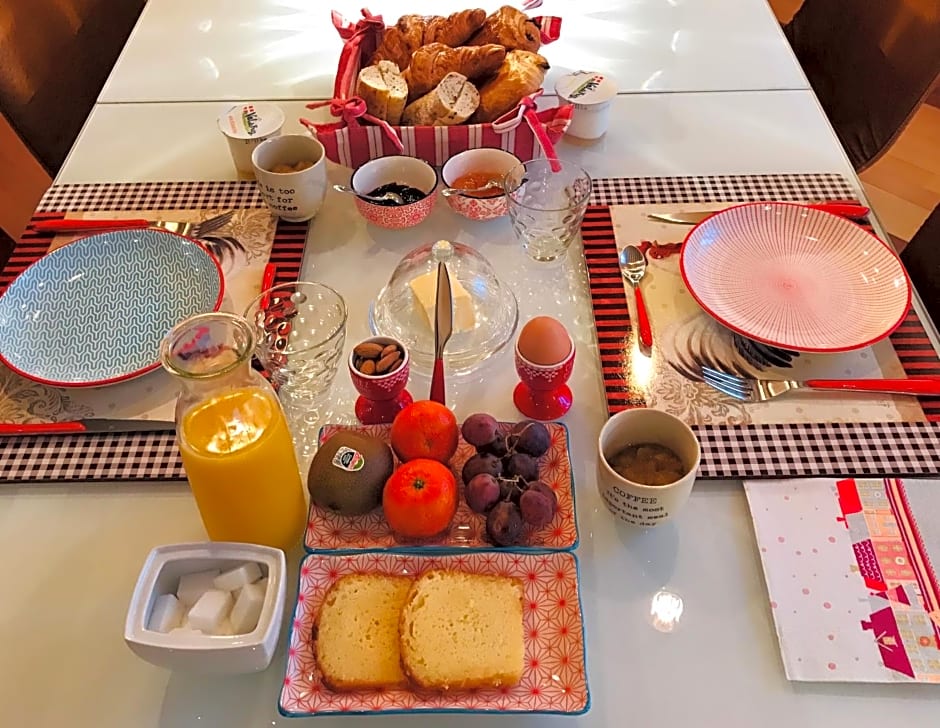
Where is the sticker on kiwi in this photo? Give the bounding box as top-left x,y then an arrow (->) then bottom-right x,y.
331,446 -> 365,472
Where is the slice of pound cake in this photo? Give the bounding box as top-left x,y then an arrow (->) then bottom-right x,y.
399,570 -> 525,690
315,573 -> 413,690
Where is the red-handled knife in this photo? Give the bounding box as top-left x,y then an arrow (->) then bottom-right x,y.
32,219 -> 151,234
429,261 -> 453,406
0,419 -> 177,436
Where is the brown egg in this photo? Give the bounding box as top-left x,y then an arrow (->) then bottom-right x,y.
517,316 -> 572,365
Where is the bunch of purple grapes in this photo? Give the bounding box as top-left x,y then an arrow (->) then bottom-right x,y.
460,414 -> 558,547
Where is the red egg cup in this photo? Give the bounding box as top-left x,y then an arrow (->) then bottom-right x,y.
348,336 -> 413,425
513,338 -> 576,421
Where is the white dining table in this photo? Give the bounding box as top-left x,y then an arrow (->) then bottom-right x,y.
2,83 -> 939,726
97,0 -> 809,104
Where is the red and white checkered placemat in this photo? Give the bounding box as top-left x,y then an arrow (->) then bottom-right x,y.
0,181 -> 307,484
584,173 -> 940,479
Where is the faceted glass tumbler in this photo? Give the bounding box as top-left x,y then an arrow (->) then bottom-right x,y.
243,281 -> 348,406
504,159 -> 593,262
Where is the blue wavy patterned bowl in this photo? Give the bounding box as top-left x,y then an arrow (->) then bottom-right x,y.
0,229 -> 224,387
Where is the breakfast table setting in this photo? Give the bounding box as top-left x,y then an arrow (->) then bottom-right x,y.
2,2 -> 940,727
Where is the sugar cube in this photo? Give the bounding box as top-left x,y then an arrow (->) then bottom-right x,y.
230,581 -> 266,634
177,569 -> 221,606
213,562 -> 263,592
187,589 -> 233,633
212,618 -> 235,637
147,593 -> 184,633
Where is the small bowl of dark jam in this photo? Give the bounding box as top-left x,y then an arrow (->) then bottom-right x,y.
350,156 -> 438,229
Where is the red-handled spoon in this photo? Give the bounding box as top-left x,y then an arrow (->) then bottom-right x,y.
620,246 -> 653,349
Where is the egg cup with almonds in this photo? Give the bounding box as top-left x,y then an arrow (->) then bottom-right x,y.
349,336 -> 414,425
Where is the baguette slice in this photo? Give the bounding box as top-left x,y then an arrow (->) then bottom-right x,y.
315,574 -> 413,690
356,61 -> 408,125
401,72 -> 479,126
399,570 -> 525,690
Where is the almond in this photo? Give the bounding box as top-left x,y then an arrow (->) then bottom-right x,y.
376,351 -> 401,373
354,342 -> 384,359
359,359 -> 377,375
381,343 -> 399,358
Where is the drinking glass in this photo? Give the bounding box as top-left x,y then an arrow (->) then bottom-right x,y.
243,281 -> 347,412
504,159 -> 593,263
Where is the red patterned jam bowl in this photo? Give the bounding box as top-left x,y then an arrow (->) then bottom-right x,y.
441,148 -> 520,221
350,156 -> 437,230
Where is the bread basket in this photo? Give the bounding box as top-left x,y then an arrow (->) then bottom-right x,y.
302,9 -> 572,169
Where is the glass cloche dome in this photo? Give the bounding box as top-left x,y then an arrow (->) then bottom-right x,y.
370,240 -> 518,373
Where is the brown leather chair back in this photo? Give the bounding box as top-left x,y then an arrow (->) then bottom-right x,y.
784,0 -> 940,171
901,204 -> 940,328
0,0 -> 145,173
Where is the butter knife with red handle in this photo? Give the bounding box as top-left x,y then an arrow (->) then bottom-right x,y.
429,261 -> 453,406
647,202 -> 871,225
0,419 -> 176,436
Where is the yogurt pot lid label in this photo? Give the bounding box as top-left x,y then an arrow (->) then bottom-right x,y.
218,102 -> 285,139
555,72 -> 617,105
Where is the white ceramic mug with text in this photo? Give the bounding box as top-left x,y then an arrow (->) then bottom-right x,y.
251,134 -> 328,222
597,409 -> 701,528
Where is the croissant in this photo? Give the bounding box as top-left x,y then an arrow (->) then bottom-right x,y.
469,50 -> 549,124
468,6 -> 541,52
403,43 -> 506,100
371,10 -> 487,70
371,15 -> 425,70
424,9 -> 486,46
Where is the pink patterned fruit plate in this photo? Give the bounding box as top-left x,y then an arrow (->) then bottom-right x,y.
679,202 -> 911,353
278,550 -> 590,717
305,422 -> 578,553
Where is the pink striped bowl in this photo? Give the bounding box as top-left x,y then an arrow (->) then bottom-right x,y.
679,202 -> 911,353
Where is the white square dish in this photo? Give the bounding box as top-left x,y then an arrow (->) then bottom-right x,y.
124,542 -> 286,674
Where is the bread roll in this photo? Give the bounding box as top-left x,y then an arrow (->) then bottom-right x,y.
468,6 -> 541,52
470,50 -> 549,124
356,61 -> 408,125
402,72 -> 480,126
404,43 -> 506,100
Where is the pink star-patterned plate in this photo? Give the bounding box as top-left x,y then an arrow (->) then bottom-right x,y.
304,422 -> 578,553
278,551 -> 590,717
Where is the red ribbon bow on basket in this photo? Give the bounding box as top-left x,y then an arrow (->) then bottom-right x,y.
492,91 -> 569,171
300,97 -> 405,153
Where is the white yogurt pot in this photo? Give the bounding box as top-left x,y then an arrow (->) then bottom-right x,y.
218,102 -> 286,177
555,72 -> 618,140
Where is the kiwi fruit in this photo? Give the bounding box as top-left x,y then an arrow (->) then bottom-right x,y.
307,431 -> 394,516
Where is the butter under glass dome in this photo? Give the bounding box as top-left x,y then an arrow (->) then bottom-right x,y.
370,240 -> 518,374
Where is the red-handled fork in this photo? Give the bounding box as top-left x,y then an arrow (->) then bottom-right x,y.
701,367 -> 940,402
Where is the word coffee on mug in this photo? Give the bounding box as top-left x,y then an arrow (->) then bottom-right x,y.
597,409 -> 701,528
251,135 -> 329,223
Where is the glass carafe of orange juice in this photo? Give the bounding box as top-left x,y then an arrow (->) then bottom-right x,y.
160,312 -> 307,551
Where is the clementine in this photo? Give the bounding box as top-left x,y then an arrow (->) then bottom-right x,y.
383,458 -> 458,538
389,400 -> 459,464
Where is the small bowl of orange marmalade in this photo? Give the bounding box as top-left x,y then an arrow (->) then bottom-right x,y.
440,148 -> 520,221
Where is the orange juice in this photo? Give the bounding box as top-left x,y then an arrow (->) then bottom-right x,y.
178,386 -> 307,551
